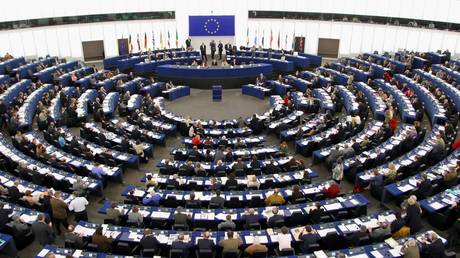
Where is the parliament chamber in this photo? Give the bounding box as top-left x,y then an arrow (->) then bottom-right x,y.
0,0 -> 460,258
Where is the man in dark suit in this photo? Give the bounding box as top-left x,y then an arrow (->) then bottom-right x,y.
171,233 -> 192,257
346,225 -> 369,246
185,37 -> 192,50
197,231 -> 215,252
415,174 -> 432,200
174,207 -> 191,229
7,180 -> 23,203
241,208 -> 260,229
210,40 -> 216,60
140,228 -> 160,253
308,203 -> 325,224
421,232 -> 445,258
267,207 -> 284,228
185,193 -> 201,208
209,190 -> 225,208
299,225 -> 321,253
0,203 -> 12,229
218,41 -> 223,60
31,214 -> 55,245
200,43 -> 207,61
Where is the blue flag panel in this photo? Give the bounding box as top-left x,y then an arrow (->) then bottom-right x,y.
189,15 -> 235,36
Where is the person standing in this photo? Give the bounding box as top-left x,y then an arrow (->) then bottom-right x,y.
50,191 -> 69,235
68,192 -> 89,222
218,41 -> 223,60
185,37 -> 192,50
200,43 -> 207,61
210,40 -> 216,60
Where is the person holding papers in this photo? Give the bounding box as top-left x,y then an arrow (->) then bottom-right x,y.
91,226 -> 113,252
401,238 -> 420,258
140,228 -> 160,253
244,236 -> 268,256
218,215 -> 236,230
171,233 -> 192,257
298,225 -> 320,253
219,231 -> 243,255
265,188 -> 285,206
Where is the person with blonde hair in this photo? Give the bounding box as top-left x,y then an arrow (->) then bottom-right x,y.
401,238 -> 420,258
405,195 -> 422,234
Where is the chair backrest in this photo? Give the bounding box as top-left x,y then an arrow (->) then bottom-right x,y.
170,248 -> 185,258
86,243 -> 99,252
64,239 -> 76,249
222,250 -> 239,258
198,248 -> 213,258
279,248 -> 295,256
116,242 -> 131,255
252,250 -> 267,258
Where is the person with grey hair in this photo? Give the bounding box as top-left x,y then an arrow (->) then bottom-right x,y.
10,214 -> 30,234
401,238 -> 420,258
65,224 -> 85,249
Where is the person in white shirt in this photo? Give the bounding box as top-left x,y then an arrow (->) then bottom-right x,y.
68,192 -> 89,222
277,226 -> 292,252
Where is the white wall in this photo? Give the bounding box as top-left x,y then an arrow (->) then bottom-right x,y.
0,0 -> 459,59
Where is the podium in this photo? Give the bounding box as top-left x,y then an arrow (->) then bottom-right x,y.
212,85 -> 222,101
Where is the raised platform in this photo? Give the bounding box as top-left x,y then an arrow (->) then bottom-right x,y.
156,63 -> 273,89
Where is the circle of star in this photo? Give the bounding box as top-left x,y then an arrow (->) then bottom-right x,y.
204,18 -> 220,35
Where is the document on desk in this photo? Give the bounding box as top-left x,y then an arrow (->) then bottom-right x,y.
150,211 -> 171,219
317,227 -> 336,237
370,250 -> 384,258
194,212 -> 215,220
244,235 -> 268,244
323,203 -> 342,211
313,250 -> 328,258
430,201 -> 445,210
37,249 -> 50,257
20,214 -> 38,224
398,184 -> 414,192
128,232 -> 143,241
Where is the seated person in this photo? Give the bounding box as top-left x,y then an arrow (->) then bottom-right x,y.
401,238 -> 420,258
174,207 -> 191,229
171,233 -> 192,257
142,189 -> 162,206
308,203 -> 325,224
219,231 -> 243,255
278,226 -> 292,252
420,232 -> 444,258
346,225 -> 369,246
106,202 -> 122,224
415,173 -> 432,199
244,236 -> 268,256
298,225 -> 320,253
65,225 -> 86,249
232,158 -> 245,172
140,228 -> 160,253
247,175 -> 260,189
165,81 -> 175,90
323,182 -> 340,199
185,192 -> 201,208
369,222 -> 391,240
225,173 -> 238,188
249,155 -> 261,169
126,190 -> 140,205
267,207 -> 284,228
290,185 -> 305,203
218,215 -> 236,230
197,231 -> 215,252
209,190 -> 225,208
10,215 -> 30,234
265,188 -> 285,206
241,208 -> 260,229
91,226 -> 113,252
127,205 -> 143,226
145,175 -> 158,188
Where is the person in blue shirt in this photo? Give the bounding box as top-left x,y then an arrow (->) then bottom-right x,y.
91,163 -> 106,179
142,189 -> 162,206
371,169 -> 384,187
57,134 -> 66,148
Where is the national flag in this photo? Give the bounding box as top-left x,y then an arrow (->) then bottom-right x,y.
277,31 -> 280,49
160,32 -> 164,49
152,31 -> 155,50
167,30 -> 171,48
128,34 -> 133,53
175,29 -> 179,48
144,32 -> 147,50
269,29 -> 273,48
261,30 -> 265,47
292,30 -> 296,50
137,34 -> 141,51
285,34 -> 288,50
246,27 -> 249,47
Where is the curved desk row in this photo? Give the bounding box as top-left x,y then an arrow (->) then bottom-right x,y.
156,63 -> 273,89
